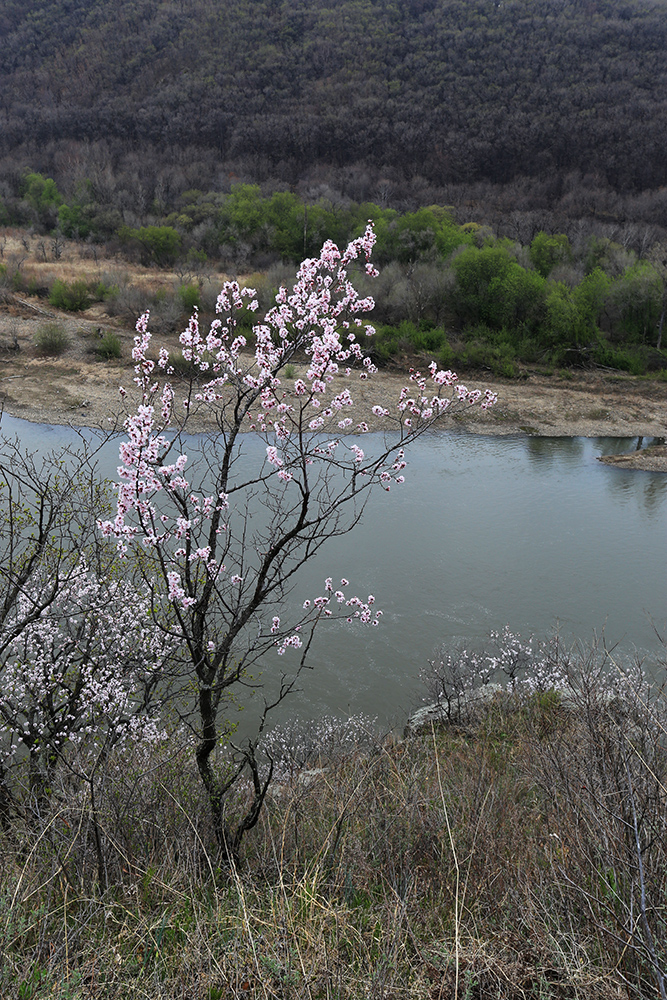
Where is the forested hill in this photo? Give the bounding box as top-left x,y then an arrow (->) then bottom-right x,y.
2,0 -> 667,196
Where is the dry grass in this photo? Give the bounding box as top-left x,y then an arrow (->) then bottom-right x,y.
0,227 -> 233,295
2,647 -> 665,998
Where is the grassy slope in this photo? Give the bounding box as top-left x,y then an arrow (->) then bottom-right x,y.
2,664 -> 666,998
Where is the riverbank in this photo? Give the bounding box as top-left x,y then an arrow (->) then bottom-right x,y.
1,292 -> 666,469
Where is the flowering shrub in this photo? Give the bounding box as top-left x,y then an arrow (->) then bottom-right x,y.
0,563 -> 173,804
421,626 -> 587,726
100,224 -> 496,857
261,713 -> 380,781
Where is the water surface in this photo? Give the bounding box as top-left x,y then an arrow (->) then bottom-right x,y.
2,415 -> 665,725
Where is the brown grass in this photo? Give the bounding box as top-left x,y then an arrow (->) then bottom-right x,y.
2,646 -> 665,998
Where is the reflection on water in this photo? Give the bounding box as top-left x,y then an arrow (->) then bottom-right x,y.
1,416 -> 665,723
525,435 -> 585,464
603,468 -> 667,515
595,436 -> 642,455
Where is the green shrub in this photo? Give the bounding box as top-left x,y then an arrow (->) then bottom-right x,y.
34,322 -> 69,356
371,325 -> 401,363
408,325 -> 447,353
95,331 -> 122,359
438,339 -> 455,368
118,224 -> 181,266
372,321 -> 449,364
178,283 -> 200,313
529,231 -> 572,278
591,342 -> 664,375
91,280 -> 118,302
446,336 -> 521,377
49,278 -> 90,312
169,354 -> 202,379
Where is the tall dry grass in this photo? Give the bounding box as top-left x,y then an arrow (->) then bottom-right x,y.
1,641 -> 665,998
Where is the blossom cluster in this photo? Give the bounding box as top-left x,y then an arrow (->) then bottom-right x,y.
422,625 -> 569,716
0,563 -> 173,766
261,713 -> 379,781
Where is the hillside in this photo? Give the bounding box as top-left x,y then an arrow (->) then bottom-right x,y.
2,0 -> 667,211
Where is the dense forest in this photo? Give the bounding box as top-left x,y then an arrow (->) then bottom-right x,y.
2,0 -> 667,376
2,0 -> 667,220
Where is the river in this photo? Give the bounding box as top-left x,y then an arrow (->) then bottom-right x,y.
2,415 -> 665,727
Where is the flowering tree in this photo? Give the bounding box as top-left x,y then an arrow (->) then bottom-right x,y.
0,563 -> 173,883
1,564 -> 171,793
0,436 -> 175,859
0,435 -> 109,658
101,224 -> 496,859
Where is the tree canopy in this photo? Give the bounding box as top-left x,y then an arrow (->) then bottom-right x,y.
2,0 -> 667,193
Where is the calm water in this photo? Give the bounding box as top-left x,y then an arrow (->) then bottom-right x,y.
2,415 -> 666,725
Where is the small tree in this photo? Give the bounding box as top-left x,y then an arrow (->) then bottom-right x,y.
529,231 -> 572,278
119,225 -> 181,267
101,225 -> 496,859
0,431 -> 143,832
0,563 -> 172,882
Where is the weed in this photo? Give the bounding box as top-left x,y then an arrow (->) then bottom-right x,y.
178,282 -> 200,313
586,407 -> 610,420
91,279 -> 119,301
49,278 -> 90,312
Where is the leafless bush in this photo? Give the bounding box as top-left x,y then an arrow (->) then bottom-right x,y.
526,643 -> 667,998
104,280 -> 148,321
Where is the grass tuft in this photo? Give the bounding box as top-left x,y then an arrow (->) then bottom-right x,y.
33,321 -> 69,356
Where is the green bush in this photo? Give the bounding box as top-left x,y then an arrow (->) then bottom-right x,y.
592,342 -> 665,375
20,172 -> 62,226
371,321 -> 449,364
95,331 -> 122,359
529,231 -> 572,278
451,243 -> 547,331
178,283 -> 200,313
34,322 -> 69,356
444,335 -> 521,377
49,278 -> 90,312
169,354 -> 201,379
91,280 -> 118,302
118,225 -> 181,266
408,325 -> 447,353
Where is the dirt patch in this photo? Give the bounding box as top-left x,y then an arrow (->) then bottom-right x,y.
2,296 -> 666,436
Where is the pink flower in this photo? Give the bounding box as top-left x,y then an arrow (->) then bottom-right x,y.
266,446 -> 283,468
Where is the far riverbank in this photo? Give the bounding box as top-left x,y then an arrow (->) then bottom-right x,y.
1,351 -> 665,469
